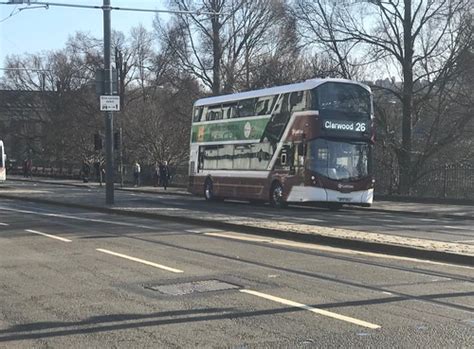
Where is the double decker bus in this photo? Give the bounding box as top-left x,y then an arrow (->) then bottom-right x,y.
0,140 -> 6,182
188,78 -> 374,208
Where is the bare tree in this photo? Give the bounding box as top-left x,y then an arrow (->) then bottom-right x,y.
1,33 -> 104,167
293,0 -> 362,79
123,76 -> 200,167
295,0 -> 472,194
155,0 -> 287,95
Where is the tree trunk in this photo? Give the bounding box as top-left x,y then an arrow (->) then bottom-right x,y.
211,5 -> 221,95
399,0 -> 414,195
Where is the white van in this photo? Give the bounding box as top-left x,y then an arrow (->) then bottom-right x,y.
0,140 -> 6,182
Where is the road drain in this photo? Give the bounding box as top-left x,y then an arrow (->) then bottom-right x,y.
145,279 -> 240,296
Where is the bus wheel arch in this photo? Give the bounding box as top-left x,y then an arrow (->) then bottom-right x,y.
269,180 -> 287,208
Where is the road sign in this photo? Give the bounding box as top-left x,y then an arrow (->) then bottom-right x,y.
100,95 -> 120,111
95,69 -> 118,95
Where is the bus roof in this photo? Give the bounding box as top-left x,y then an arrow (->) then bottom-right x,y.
194,78 -> 370,107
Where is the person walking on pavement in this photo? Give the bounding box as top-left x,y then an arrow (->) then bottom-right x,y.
82,160 -> 91,183
94,162 -> 101,184
23,159 -> 28,178
25,158 -> 33,179
153,163 -> 160,187
159,161 -> 170,190
133,161 -> 141,187
101,166 -> 106,185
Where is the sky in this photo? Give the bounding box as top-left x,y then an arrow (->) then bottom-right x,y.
0,0 -> 167,75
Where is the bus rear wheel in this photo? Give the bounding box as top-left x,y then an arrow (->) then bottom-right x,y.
270,182 -> 287,208
204,179 -> 215,201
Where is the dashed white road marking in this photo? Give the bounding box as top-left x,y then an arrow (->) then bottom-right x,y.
240,289 -> 381,329
25,229 -> 72,242
370,218 -> 396,223
443,226 -> 472,231
205,231 -> 474,270
0,207 -> 157,230
207,232 -> 270,243
4,207 -> 471,271
0,222 -> 9,226
96,248 -> 183,273
255,212 -> 278,217
186,228 -> 223,234
296,217 -> 325,223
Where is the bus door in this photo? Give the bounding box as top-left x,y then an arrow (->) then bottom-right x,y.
275,143 -> 299,179
189,144 -> 200,175
0,141 -> 6,182
294,141 -> 306,179
305,139 -> 329,201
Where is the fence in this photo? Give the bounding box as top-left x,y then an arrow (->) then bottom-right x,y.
8,164 -> 82,179
8,162 -> 190,188
125,164 -> 189,187
8,160 -> 473,200
375,164 -> 474,200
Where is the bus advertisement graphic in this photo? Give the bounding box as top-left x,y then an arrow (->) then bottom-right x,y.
191,117 -> 270,143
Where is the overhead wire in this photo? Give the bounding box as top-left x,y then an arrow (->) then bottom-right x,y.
0,5 -> 20,24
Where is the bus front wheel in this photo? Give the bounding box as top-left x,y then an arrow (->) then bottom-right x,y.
270,182 -> 287,208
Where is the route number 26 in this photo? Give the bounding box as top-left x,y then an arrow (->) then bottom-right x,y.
355,122 -> 366,132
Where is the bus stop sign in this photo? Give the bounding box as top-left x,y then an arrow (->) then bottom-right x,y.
100,95 -> 120,111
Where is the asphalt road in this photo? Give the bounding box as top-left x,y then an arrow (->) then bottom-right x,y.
0,199 -> 473,348
5,181 -> 474,245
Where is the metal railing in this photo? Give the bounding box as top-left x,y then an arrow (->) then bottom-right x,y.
375,164 -> 474,200
8,161 -> 473,200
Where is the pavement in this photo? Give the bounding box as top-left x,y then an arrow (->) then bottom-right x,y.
6,175 -> 473,220
1,175 -> 473,266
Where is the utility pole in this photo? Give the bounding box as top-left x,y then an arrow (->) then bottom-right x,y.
2,0 -> 219,205
103,0 -> 114,205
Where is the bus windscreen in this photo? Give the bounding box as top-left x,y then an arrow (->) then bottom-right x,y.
306,139 -> 371,181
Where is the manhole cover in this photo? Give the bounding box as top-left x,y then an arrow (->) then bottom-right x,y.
145,279 -> 240,296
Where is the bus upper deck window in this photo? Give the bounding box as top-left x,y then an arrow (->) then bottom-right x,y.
206,105 -> 222,121
193,107 -> 203,122
290,91 -> 305,111
222,103 -> 237,119
237,98 -> 256,117
255,99 -> 270,115
316,83 -> 370,115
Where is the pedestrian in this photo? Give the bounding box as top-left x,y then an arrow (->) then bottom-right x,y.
133,161 -> 141,187
23,159 -> 28,178
26,158 -> 33,179
159,161 -> 170,190
82,160 -> 90,183
101,166 -> 106,184
94,162 -> 101,183
153,163 -> 160,187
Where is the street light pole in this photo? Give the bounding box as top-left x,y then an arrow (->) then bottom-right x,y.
103,0 -> 114,205
2,0 -> 220,206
